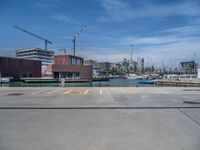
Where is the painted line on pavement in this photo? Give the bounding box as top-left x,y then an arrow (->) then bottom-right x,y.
32,90 -> 47,94
100,89 -> 103,94
84,89 -> 89,94
63,90 -> 72,94
47,89 -> 58,94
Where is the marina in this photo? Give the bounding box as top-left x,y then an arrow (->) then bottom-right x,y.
3,78 -> 155,87
1,0 -> 200,149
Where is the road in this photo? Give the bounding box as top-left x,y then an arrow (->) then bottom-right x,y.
0,87 -> 200,150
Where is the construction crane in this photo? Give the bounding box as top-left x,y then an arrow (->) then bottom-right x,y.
59,48 -> 72,55
13,25 -> 52,50
71,25 -> 86,56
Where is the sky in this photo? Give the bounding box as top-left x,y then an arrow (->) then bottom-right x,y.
0,0 -> 200,67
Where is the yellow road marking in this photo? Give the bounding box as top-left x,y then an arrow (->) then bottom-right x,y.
84,89 -> 89,94
63,90 -> 72,94
64,89 -> 89,94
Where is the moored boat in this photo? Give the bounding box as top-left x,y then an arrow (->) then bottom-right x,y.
0,78 -> 10,83
138,79 -> 155,84
125,74 -> 143,80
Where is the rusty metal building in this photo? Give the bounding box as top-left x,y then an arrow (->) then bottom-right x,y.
47,55 -> 92,81
0,56 -> 41,80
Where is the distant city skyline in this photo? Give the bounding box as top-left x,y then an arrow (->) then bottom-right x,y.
0,0 -> 200,67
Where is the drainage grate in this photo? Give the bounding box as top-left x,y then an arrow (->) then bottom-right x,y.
7,93 -> 24,96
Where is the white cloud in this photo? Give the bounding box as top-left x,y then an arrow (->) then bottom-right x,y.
51,13 -> 70,23
163,25 -> 200,35
81,40 -> 200,66
74,29 -> 200,66
190,18 -> 200,24
119,24 -> 200,45
119,36 -> 180,45
84,53 -> 130,62
98,0 -> 200,21
99,0 -> 133,20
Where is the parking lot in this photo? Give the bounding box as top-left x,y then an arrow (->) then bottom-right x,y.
0,87 -> 200,150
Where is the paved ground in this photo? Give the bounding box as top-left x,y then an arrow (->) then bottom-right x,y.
0,87 -> 200,150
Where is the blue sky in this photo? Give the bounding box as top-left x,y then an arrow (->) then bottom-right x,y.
0,0 -> 200,67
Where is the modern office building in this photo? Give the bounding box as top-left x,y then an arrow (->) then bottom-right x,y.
180,61 -> 198,74
0,56 -> 41,80
16,48 -> 55,75
137,57 -> 145,74
84,59 -> 97,66
47,55 -> 92,81
94,62 -> 111,77
16,48 -> 54,66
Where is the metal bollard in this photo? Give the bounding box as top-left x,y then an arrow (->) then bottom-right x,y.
61,78 -> 65,87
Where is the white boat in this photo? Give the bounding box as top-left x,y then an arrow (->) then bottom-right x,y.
0,78 -> 10,83
126,74 -> 143,80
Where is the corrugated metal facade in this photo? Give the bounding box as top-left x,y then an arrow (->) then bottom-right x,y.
50,55 -> 92,80
0,56 -> 41,80
54,55 -> 83,65
52,64 -> 92,79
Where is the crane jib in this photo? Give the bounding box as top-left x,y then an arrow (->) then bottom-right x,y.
13,25 -> 53,50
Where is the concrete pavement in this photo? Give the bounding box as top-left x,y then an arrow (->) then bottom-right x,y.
0,87 -> 200,150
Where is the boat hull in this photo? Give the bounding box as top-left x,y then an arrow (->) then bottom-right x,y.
138,80 -> 155,84
0,78 -> 10,83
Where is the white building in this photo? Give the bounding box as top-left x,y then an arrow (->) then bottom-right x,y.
16,48 -> 55,76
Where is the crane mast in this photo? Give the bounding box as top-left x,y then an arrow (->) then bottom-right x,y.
13,25 -> 52,50
72,25 -> 86,56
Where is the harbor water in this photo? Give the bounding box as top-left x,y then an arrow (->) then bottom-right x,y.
4,78 -> 155,87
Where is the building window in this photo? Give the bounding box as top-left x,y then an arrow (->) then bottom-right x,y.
77,59 -> 81,65
74,72 -> 80,78
72,58 -> 76,65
